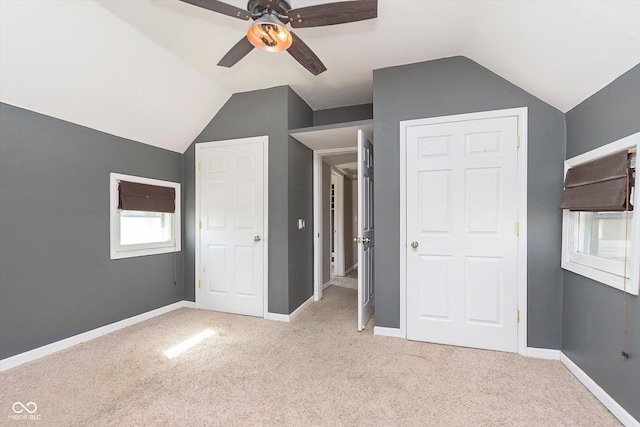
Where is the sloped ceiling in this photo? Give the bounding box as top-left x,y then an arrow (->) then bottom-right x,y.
1,0 -> 639,153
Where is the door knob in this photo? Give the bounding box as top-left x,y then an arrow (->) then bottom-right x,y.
411,241 -> 419,249
353,237 -> 360,243
362,237 -> 371,244
254,236 -> 261,242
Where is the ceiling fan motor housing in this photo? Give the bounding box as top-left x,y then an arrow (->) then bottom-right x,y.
247,0 -> 292,23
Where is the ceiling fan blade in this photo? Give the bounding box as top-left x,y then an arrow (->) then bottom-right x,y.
288,0 -> 377,28
287,32 -> 327,76
218,37 -> 255,67
180,0 -> 251,21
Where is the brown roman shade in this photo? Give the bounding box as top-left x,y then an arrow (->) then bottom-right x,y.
559,150 -> 634,212
118,181 -> 175,213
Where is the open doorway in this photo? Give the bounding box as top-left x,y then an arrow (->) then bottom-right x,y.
313,147 -> 358,300
328,158 -> 359,285
330,170 -> 341,278
291,123 -> 373,330
312,131 -> 374,331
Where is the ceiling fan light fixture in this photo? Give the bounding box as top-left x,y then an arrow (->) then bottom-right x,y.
247,14 -> 292,52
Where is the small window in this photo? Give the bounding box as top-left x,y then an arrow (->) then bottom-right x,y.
561,133 -> 638,295
110,173 -> 181,259
119,211 -> 173,246
576,212 -> 632,262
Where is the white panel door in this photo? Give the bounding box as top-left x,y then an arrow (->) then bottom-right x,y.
198,138 -> 265,317
406,116 -> 519,352
357,130 -> 374,331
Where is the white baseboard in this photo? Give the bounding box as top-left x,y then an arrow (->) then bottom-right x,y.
374,326 -> 405,338
345,263 -> 358,275
264,312 -> 289,322
526,347 -> 561,360
561,353 -> 639,427
289,296 -> 314,322
183,301 -> 197,309
322,281 -> 332,290
0,301 -> 194,372
265,296 -> 314,323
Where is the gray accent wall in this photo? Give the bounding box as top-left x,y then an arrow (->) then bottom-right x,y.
184,86 -> 314,315
287,86 -> 314,311
373,57 -> 566,349
0,103 -> 184,359
563,64 -> 640,420
183,142 -> 197,303
287,138 -> 314,311
313,104 -> 373,127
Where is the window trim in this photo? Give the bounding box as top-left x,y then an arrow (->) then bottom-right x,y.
110,173 -> 181,260
561,132 -> 639,295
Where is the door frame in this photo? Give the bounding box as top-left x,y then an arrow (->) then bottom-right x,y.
195,136 -> 269,317
313,147 -> 357,301
399,107 -> 528,355
331,168 -> 346,277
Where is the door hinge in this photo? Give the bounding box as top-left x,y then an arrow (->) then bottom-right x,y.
199,221 -> 202,229
516,222 -> 520,236
198,279 -> 201,289
516,136 -> 521,149
516,309 -> 520,323
198,162 -> 201,171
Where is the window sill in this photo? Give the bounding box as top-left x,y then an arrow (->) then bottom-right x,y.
111,246 -> 180,260
561,260 -> 638,295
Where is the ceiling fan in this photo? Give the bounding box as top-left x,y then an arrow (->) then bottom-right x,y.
179,0 -> 378,75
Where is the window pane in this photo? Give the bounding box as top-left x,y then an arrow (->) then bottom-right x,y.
120,210 -> 172,245
577,212 -> 633,262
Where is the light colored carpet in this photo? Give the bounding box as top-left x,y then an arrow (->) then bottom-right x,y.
331,268 -> 358,290
1,286 -> 619,426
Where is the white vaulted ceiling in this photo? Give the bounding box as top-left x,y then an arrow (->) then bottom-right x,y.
1,0 -> 639,153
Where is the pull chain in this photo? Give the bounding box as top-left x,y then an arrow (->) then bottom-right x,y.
174,252 -> 178,286
621,159 -> 632,359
